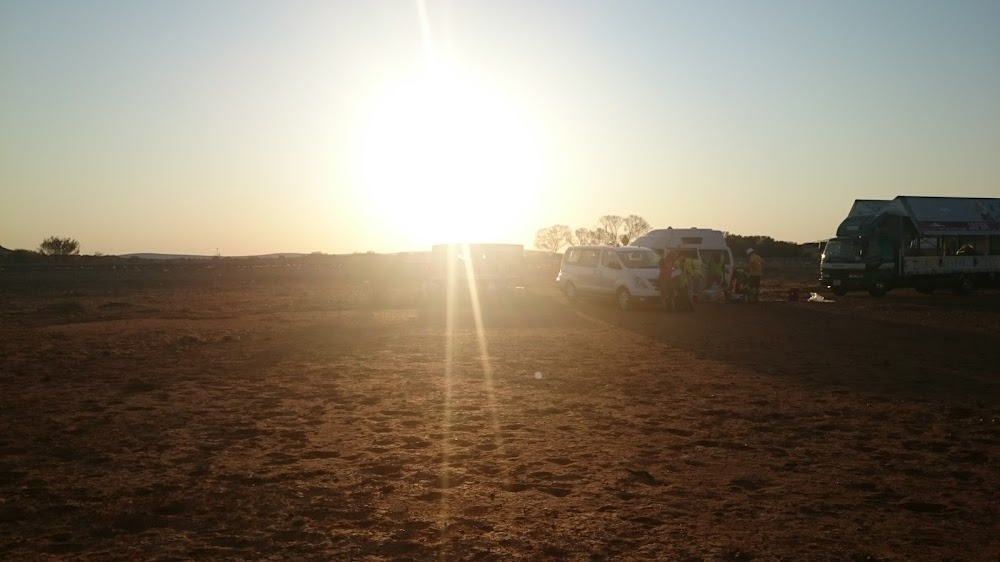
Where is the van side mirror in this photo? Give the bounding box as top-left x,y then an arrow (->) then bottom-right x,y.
608,261 -> 621,270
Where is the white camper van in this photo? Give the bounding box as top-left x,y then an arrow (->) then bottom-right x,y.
632,228 -> 733,285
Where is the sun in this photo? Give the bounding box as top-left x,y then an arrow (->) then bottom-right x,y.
359,66 -> 544,247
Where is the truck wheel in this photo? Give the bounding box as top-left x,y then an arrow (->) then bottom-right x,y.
831,287 -> 848,296
868,278 -> 888,298
616,288 -> 633,311
563,283 -> 578,303
953,276 -> 974,296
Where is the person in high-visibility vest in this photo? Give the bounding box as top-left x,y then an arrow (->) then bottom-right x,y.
689,254 -> 704,302
674,256 -> 694,312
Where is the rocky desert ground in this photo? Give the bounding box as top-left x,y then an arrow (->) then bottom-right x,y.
1,258 -> 997,561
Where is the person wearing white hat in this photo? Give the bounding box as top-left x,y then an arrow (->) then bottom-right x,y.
746,247 -> 763,303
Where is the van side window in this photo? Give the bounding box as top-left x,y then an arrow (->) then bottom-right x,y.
565,248 -> 581,264
578,249 -> 599,267
601,251 -> 621,268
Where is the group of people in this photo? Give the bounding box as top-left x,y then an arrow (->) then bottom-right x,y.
657,250 -> 701,312
657,247 -> 763,310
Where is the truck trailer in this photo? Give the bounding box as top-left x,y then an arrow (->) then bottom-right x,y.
820,196 -> 1000,297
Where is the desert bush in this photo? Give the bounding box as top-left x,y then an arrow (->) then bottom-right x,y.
38,236 -> 80,256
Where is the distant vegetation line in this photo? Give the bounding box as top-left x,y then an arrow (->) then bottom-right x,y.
534,215 -> 820,258
0,229 -> 820,263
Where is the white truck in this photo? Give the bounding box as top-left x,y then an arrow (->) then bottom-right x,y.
424,243 -> 525,303
820,196 -> 1000,296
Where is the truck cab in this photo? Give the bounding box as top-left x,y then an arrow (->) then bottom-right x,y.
820,235 -> 893,296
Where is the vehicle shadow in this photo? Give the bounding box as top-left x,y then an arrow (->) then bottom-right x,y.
840,288 -> 1000,312
564,291 -> 1000,403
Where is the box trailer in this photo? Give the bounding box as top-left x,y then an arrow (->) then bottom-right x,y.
820,196 -> 1000,296
424,243 -> 526,303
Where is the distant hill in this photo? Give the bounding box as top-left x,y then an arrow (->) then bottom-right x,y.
118,252 -> 308,260
0,245 -> 12,256
252,253 -> 308,259
117,253 -> 210,260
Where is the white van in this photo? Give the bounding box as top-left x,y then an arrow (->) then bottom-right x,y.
556,245 -> 662,310
631,228 -> 733,287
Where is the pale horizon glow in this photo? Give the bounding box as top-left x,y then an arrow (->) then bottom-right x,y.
1,1 -> 998,256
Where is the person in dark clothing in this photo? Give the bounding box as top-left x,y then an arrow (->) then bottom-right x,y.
658,252 -> 675,312
673,255 -> 694,312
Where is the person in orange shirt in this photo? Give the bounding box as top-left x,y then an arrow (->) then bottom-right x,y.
746,247 -> 763,303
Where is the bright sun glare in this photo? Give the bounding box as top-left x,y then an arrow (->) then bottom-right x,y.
360,66 -> 544,246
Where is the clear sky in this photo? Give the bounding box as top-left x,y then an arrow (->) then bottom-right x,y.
2,0 -> 998,256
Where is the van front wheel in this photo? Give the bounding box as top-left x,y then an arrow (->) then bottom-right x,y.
563,283 -> 578,304
617,288 -> 633,311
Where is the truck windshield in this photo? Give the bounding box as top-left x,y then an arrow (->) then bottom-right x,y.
616,249 -> 660,268
823,239 -> 864,261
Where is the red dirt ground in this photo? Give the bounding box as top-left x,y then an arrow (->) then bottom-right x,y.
1,264 -> 998,561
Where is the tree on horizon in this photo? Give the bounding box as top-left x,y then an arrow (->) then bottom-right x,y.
534,225 -> 573,253
38,236 -> 80,256
535,215 -> 652,249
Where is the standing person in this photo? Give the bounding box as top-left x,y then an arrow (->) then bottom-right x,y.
689,253 -> 704,302
708,254 -> 725,289
674,255 -> 694,312
730,267 -> 747,302
747,247 -> 764,303
658,251 -> 675,312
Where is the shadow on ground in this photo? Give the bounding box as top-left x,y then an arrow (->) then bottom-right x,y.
565,290 -> 1000,402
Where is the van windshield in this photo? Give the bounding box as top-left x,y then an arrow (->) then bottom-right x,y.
616,249 -> 660,268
